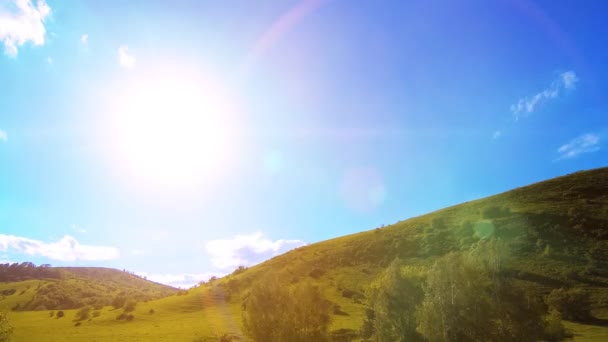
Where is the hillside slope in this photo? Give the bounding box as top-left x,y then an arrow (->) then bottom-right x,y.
0,265 -> 177,311
226,167 -> 608,333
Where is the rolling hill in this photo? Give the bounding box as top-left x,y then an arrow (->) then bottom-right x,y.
0,265 -> 177,312
3,167 -> 608,341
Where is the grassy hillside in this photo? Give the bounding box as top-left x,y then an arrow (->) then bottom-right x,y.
0,266 -> 177,312
4,167 -> 608,341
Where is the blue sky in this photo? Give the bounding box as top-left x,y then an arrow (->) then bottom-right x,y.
1,0 -> 606,287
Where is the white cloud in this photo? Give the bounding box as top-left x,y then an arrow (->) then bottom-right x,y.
137,271 -> 224,289
80,33 -> 88,44
557,133 -> 600,160
510,70 -> 578,120
492,130 -> 501,140
205,231 -> 306,270
0,0 -> 51,57
0,234 -> 119,261
118,45 -> 135,68
0,129 -> 7,141
561,71 -> 578,89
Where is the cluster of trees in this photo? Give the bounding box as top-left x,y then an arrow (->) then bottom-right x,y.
0,262 -> 62,282
363,239 -> 574,342
242,278 -> 332,342
241,238 -> 585,342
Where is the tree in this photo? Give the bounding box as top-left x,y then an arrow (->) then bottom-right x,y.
112,296 -> 126,309
417,240 -> 552,342
123,300 -> 137,313
545,288 -> 592,321
75,306 -> 91,321
242,277 -> 332,342
0,312 -> 13,342
365,258 -> 425,342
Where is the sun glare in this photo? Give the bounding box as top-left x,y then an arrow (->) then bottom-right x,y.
107,70 -> 239,189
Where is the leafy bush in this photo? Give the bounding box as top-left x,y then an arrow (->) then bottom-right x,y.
75,306 -> 91,321
242,278 -> 332,342
123,300 -> 137,313
545,288 -> 592,321
112,296 -> 126,309
56,310 -> 64,318
231,266 -> 248,276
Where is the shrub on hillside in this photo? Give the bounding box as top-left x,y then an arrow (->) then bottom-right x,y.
123,300 -> 137,313
56,310 -> 64,318
242,278 -> 332,342
309,269 -> 325,279
75,306 -> 91,321
545,288 -> 592,321
112,296 -> 126,309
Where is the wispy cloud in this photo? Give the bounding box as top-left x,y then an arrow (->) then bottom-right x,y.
118,45 -> 135,68
205,231 -> 306,270
0,129 -> 7,141
492,130 -> 501,140
557,133 -> 600,160
80,34 -> 88,44
137,272 -> 224,289
0,0 -> 51,57
510,71 -> 578,120
0,234 -> 120,261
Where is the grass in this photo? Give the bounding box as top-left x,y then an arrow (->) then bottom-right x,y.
2,166 -> 608,341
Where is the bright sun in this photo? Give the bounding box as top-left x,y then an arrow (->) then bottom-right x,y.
107,69 -> 239,188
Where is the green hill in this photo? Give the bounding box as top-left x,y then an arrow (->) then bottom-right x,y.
0,265 -> 177,312
4,167 -> 608,341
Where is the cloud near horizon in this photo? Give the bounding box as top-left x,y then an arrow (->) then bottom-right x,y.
0,0 -> 51,56
137,271 -> 225,289
510,71 -> 578,120
557,133 -> 600,160
0,234 -> 120,261
205,231 -> 306,270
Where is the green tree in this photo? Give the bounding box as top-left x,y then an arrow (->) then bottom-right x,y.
242,277 -> 332,342
75,306 -> 91,321
417,240 -> 552,342
0,312 -> 13,342
366,258 -> 425,342
123,300 -> 137,313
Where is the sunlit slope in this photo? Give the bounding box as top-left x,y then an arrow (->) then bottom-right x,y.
9,285 -> 244,342
0,267 -> 177,312
231,167 -> 608,331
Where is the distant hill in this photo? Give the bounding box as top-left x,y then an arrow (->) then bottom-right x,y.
0,264 -> 177,311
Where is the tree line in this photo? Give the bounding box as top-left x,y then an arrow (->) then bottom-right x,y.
241,238 -> 584,341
